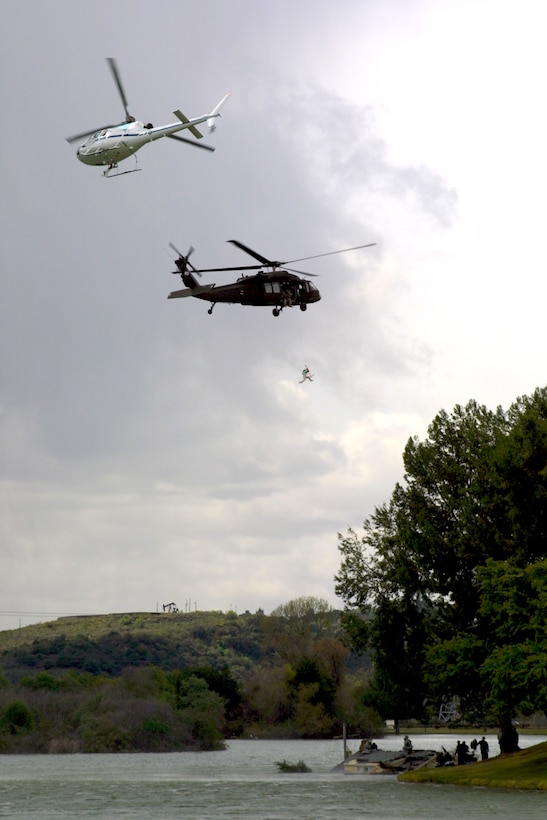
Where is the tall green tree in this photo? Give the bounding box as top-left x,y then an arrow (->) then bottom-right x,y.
267,597 -> 335,664
472,559 -> 546,750
336,388 -> 547,751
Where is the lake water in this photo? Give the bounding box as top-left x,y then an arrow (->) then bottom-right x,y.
1,734 -> 545,819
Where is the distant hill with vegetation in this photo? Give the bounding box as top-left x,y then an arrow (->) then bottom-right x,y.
0,610 -> 270,682
0,601 -> 377,754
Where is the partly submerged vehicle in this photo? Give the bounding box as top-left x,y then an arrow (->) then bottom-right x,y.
333,742 -> 439,775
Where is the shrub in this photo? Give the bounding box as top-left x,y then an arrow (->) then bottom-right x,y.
143,717 -> 169,735
20,672 -> 65,691
1,700 -> 35,734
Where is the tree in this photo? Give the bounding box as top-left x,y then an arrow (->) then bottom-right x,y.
176,665 -> 244,734
267,597 -> 335,664
1,700 -> 35,734
169,672 -> 225,749
361,597 -> 429,732
477,558 -> 547,751
244,665 -> 294,727
311,637 -> 349,687
336,388 -> 547,751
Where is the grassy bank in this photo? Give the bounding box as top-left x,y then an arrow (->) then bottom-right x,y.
400,741 -> 547,790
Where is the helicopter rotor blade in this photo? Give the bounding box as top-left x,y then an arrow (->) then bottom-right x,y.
106,58 -> 133,122
227,240 -> 273,266
172,240 -> 376,278
227,239 -> 376,270
191,264 -> 264,274
284,267 -> 320,277
66,59 -> 133,143
167,134 -> 216,152
284,243 -> 377,265
65,124 -> 119,144
169,241 -> 185,257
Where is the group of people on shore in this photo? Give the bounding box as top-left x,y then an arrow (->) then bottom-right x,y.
456,736 -> 489,764
404,734 -> 489,765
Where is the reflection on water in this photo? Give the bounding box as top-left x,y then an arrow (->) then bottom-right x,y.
0,735 -> 545,819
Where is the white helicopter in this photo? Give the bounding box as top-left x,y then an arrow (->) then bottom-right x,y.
66,58 -> 230,177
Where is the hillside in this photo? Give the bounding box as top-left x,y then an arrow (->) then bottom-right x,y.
0,611 -> 272,683
0,607 -> 378,752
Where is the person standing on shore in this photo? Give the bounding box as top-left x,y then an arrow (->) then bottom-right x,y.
479,737 -> 489,760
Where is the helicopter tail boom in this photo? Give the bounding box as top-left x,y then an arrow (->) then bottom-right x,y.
168,283 -> 215,299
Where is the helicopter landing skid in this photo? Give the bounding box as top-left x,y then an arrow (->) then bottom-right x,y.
103,166 -> 142,178
103,154 -> 141,178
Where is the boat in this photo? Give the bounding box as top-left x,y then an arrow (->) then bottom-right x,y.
334,743 -> 438,775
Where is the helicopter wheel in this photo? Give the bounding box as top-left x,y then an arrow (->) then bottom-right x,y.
300,303 -> 307,311
273,308 -> 280,317
208,306 -> 214,315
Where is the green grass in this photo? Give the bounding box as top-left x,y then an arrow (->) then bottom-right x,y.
400,741 -> 547,790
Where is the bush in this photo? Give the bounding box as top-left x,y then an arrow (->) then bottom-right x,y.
20,672 -> 65,691
143,717 -> 169,735
1,700 -> 35,734
276,759 -> 312,772
81,718 -> 131,752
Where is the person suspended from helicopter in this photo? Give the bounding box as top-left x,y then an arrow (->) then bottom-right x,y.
300,366 -> 314,383
280,284 -> 295,308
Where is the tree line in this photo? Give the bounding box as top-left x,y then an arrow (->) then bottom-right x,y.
336,386 -> 547,752
0,599 -> 379,753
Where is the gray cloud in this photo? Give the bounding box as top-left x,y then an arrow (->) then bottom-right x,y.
2,0 -> 544,628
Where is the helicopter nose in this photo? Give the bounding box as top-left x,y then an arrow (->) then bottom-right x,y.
76,146 -> 87,162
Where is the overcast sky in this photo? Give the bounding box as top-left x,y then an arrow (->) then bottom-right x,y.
2,0 -> 546,629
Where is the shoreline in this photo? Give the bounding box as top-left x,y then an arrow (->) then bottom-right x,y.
399,740 -> 547,791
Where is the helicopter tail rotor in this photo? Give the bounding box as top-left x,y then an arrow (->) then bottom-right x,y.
169,242 -> 201,277
207,92 -> 231,131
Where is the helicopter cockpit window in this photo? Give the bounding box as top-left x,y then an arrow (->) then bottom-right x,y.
85,129 -> 108,144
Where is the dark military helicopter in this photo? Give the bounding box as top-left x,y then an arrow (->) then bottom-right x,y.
167,239 -> 376,316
